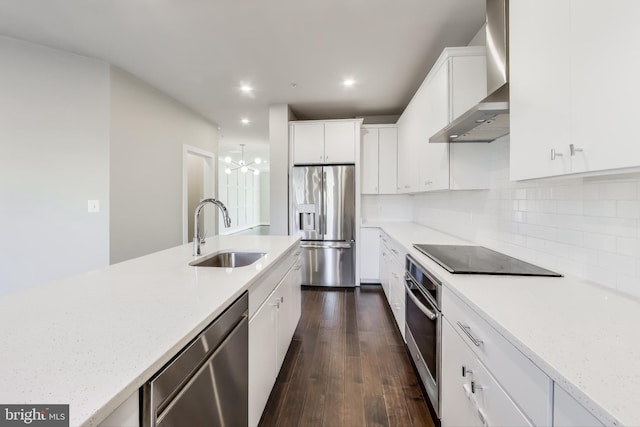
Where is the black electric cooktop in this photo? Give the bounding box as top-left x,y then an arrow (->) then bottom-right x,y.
413,244 -> 562,277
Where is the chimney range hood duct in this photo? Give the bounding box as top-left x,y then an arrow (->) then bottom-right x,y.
430,0 -> 509,143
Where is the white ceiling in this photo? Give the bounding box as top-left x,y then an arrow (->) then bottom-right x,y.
0,0 -> 485,165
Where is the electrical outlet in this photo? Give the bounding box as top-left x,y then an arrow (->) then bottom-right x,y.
88,200 -> 100,213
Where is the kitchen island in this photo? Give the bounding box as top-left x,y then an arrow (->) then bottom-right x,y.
0,234 -> 300,427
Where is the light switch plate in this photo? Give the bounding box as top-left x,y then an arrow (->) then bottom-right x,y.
88,200 -> 100,213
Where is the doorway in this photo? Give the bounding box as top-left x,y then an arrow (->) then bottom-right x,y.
183,145 -> 216,244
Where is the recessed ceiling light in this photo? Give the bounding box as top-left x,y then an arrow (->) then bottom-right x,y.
343,78 -> 356,87
241,118 -> 250,125
240,84 -> 253,93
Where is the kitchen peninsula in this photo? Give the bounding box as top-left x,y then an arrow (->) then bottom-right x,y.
0,235 -> 300,426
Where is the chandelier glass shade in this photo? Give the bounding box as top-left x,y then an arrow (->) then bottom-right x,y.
223,144 -> 261,175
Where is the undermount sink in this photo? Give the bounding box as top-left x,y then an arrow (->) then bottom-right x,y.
189,250 -> 266,268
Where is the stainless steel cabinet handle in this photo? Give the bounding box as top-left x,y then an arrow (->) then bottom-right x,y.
457,321 -> 483,347
462,366 -> 473,377
299,243 -> 352,249
570,144 -> 583,156
471,381 -> 483,394
403,276 -> 438,320
551,148 -> 564,160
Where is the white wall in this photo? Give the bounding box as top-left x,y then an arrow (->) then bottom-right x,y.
412,137 -> 640,298
109,68 -> 219,263
0,37 -> 110,293
269,104 -> 295,235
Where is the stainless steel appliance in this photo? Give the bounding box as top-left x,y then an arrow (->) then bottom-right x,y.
404,255 -> 442,417
291,165 -> 356,287
142,292 -> 248,427
413,244 -> 561,276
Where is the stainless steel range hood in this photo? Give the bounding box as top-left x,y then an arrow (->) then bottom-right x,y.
430,0 -> 509,143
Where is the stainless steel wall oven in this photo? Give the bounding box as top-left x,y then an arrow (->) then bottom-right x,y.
404,255 -> 442,418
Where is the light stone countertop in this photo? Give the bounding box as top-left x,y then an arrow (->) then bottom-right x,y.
0,234 -> 300,427
365,221 -> 639,427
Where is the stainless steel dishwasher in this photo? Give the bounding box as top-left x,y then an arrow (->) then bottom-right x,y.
142,292 -> 248,427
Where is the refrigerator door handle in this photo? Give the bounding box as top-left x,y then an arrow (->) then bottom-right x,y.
300,242 -> 353,249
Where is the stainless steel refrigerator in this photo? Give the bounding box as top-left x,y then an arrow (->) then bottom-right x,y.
291,165 -> 356,287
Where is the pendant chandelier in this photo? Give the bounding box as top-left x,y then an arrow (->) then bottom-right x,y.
223,144 -> 261,175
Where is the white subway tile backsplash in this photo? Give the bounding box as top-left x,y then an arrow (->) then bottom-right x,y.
583,232 -> 617,252
599,182 -> 637,200
617,237 -> 640,258
617,200 -> 640,219
557,200 -> 583,215
583,200 -> 617,217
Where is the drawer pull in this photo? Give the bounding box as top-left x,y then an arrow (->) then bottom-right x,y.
462,365 -> 473,377
471,380 -> 483,394
477,406 -> 489,427
457,321 -> 483,347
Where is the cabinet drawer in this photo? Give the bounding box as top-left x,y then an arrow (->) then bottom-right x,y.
442,286 -> 551,426
380,233 -> 406,263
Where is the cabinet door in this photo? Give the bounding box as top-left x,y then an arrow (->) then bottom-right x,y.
397,100 -> 421,193
361,127 -> 379,194
292,123 -> 325,165
379,237 -> 391,300
274,277 -> 291,369
378,127 -> 398,194
389,257 -> 405,339
359,227 -> 380,281
420,59 -> 450,192
510,0 -> 572,180
249,293 -> 278,427
450,55 -> 487,120
442,319 -> 482,427
553,384 -> 604,427
324,121 -> 356,163
569,0 -> 640,174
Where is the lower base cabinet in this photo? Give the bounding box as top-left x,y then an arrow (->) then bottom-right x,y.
441,319 -> 533,427
248,250 -> 301,427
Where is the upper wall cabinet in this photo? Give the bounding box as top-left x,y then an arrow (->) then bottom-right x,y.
397,47 -> 490,193
291,119 -> 362,165
361,125 -> 398,194
510,0 -> 640,180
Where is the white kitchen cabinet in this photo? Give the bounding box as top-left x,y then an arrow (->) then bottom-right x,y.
397,47 -> 489,194
420,47 -> 490,192
442,319 -> 533,427
553,384 -> 604,427
379,234 -> 391,299
378,127 -> 398,193
361,125 -> 398,194
510,0 -> 640,180
379,232 -> 406,340
290,122 -> 324,164
443,286 -> 551,426
248,249 -> 301,427
361,127 -> 380,194
362,126 -> 398,194
359,227 -> 380,282
291,119 -> 361,165
396,86 -> 422,193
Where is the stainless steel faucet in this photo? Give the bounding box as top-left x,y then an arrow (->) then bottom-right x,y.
193,198 -> 232,256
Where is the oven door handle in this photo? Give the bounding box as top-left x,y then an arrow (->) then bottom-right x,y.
404,275 -> 438,321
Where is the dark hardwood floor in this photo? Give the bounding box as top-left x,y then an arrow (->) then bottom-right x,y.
260,285 -> 435,427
